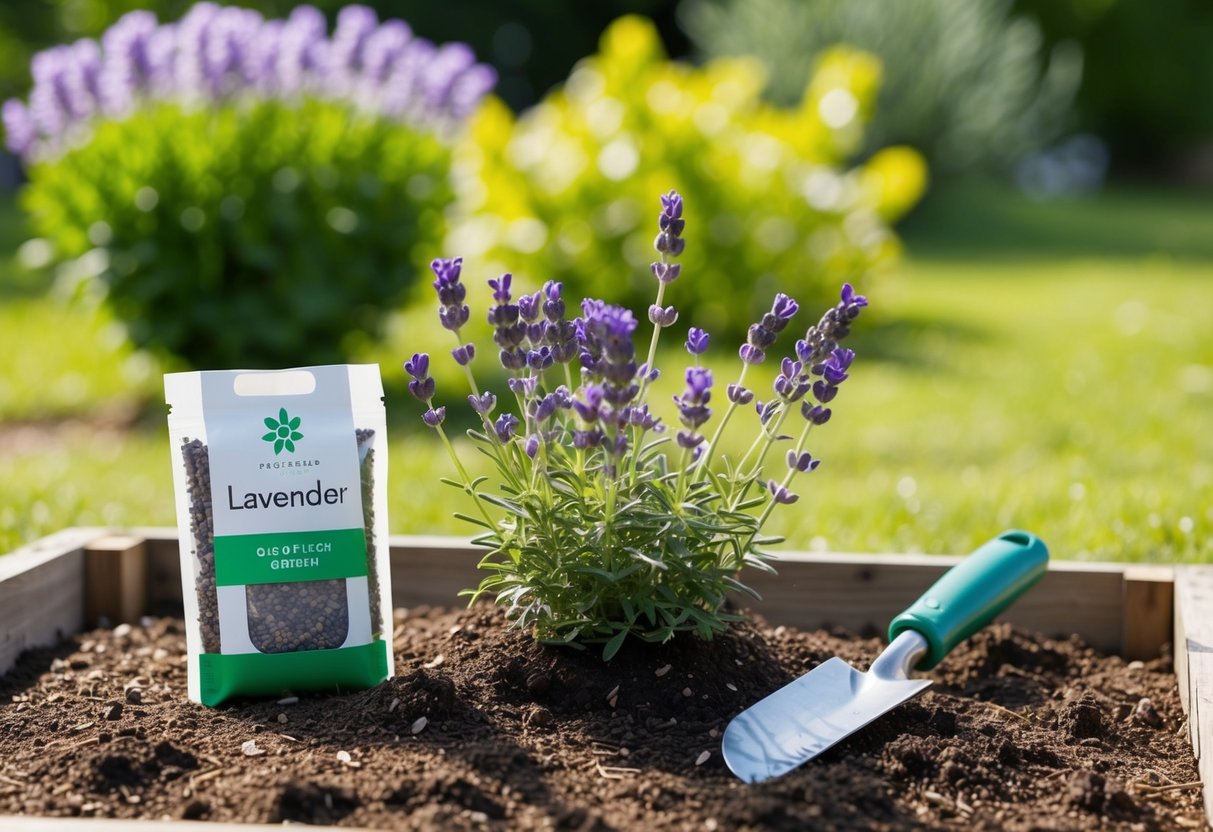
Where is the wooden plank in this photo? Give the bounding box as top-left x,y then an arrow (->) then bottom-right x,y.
83,535 -> 148,626
1174,565 -> 1213,822
54,530 -> 1158,656
0,528 -> 105,676
1122,565 -> 1175,661
0,817 -> 348,831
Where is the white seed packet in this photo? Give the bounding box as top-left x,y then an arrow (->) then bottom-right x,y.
164,365 -> 392,706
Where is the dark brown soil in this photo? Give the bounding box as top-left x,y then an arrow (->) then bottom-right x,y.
0,607 -> 1204,831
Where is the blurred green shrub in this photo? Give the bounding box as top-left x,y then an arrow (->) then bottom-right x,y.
24,100 -> 451,367
5,5 -> 495,369
683,0 -> 1082,174
448,16 -> 926,340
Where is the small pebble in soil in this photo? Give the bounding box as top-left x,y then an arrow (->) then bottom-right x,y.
240,740 -> 264,757
388,698 -> 400,713
336,750 -> 351,764
276,696 -> 298,706
695,751 -> 711,766
423,655 -> 444,669
655,664 -> 671,677
1134,697 -> 1163,728
277,713 -> 288,724
411,716 -> 428,735
124,688 -> 142,705
103,703 -> 122,721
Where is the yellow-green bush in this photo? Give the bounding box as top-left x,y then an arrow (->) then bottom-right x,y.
446,16 -> 926,337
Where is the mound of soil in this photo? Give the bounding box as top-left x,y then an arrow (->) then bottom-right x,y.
0,606 -> 1204,830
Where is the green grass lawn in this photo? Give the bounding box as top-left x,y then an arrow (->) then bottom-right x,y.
1,184 -> 1210,563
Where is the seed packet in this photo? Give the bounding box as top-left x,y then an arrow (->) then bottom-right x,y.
165,365 -> 392,706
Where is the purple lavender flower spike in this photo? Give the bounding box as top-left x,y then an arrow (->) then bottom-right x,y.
648,304 -> 678,328
727,383 -> 754,405
422,406 -> 446,427
573,428 -> 603,449
685,327 -> 709,356
518,290 -> 542,323
488,272 -> 512,303
468,391 -> 496,414
786,450 -> 821,473
361,19 -> 411,83
529,393 -> 559,423
527,346 -> 553,371
451,343 -> 475,366
767,480 -> 799,505
572,384 -> 603,423
654,190 -> 686,257
494,412 -> 519,442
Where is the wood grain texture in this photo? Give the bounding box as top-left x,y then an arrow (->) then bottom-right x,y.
1174,565 -> 1213,822
1122,565 -> 1175,661
83,535 -> 148,626
0,528 -> 105,676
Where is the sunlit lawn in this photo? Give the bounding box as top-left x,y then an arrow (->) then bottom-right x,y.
1,185 -> 1210,562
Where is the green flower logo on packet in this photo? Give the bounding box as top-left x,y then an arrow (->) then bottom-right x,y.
262,408 -> 304,455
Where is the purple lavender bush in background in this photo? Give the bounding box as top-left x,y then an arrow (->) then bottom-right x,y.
412,190 -> 868,659
1,4 -> 495,369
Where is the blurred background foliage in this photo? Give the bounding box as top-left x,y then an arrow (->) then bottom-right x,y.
446,16 -> 926,340
683,0 -> 1082,175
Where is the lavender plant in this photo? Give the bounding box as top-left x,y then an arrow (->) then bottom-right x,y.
2,4 -> 495,369
409,190 -> 868,659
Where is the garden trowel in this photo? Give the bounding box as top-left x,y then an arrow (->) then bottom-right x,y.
722,530 -> 1049,783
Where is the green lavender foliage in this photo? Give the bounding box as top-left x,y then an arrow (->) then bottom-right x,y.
22,100 -> 451,368
683,0 -> 1083,173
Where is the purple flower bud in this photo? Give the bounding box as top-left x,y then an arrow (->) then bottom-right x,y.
767,479 -> 799,505
573,428 -> 603,449
623,404 -> 662,430
801,402 -> 832,425
431,256 -> 462,284
772,293 -> 799,323
739,344 -> 765,365
494,412 -> 519,442
637,363 -> 660,383
439,305 -> 470,331
524,434 -> 540,459
529,393 -> 558,423
727,383 -> 754,405
407,377 -> 435,401
747,323 -> 777,350
468,391 -> 496,414
812,380 -> 838,404
507,376 -> 538,396
822,347 -> 855,385
542,280 -> 565,321
786,450 -> 821,473
451,343 -> 475,366
527,346 -> 553,371
685,327 -> 709,356
488,272 -> 513,304
660,190 -> 683,220
404,352 -> 430,379
677,430 -> 704,449
648,304 -> 678,328
755,399 -> 778,425
500,348 -> 528,371
2,99 -> 37,157
518,290 -> 542,322
650,262 -> 682,284
422,406 -> 446,427
840,283 -> 869,309
654,232 -> 686,257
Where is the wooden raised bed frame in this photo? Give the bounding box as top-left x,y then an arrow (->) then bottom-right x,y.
0,527 -> 1209,830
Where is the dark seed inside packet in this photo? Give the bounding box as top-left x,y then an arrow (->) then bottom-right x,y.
181,431 -> 383,654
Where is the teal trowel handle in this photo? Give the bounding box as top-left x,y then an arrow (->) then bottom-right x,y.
887,530 -> 1049,670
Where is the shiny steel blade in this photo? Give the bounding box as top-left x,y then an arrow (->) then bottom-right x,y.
722,631 -> 931,783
